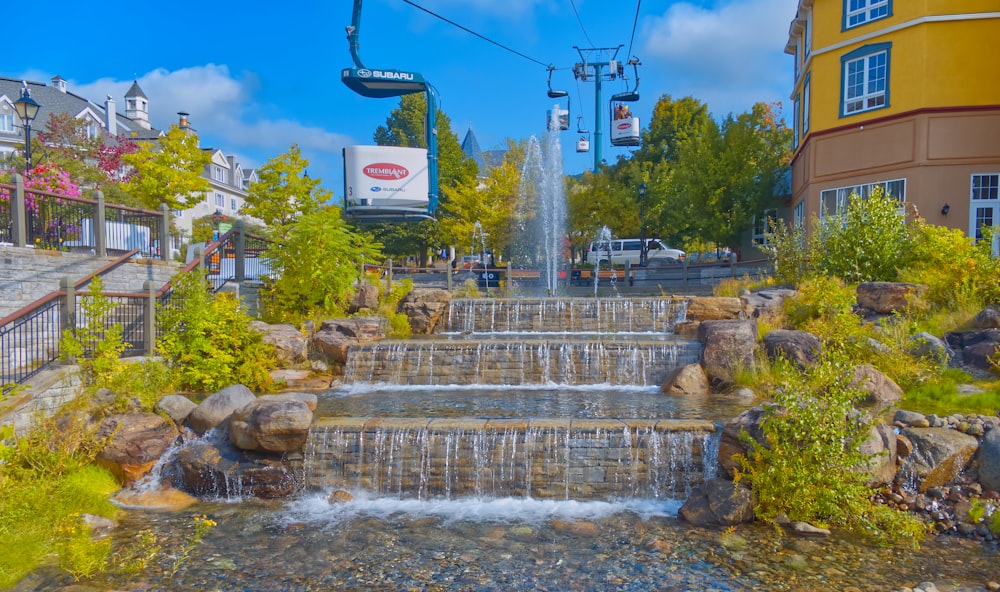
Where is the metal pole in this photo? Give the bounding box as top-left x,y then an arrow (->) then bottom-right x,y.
593,64 -> 603,173
95,191 -> 107,257
143,280 -> 157,355
24,121 -> 32,175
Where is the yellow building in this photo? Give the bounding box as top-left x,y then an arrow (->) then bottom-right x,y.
785,1 -> 1000,250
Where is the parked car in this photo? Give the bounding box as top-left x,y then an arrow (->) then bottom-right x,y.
584,238 -> 684,266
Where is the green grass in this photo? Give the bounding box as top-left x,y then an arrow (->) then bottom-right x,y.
902,370 -> 1000,416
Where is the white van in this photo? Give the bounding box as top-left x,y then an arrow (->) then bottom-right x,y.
585,238 -> 685,266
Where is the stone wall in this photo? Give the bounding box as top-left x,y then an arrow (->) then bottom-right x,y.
305,417 -> 718,500
0,365 -> 81,434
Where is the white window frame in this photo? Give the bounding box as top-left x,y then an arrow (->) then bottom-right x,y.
802,76 -> 811,135
793,201 -> 805,230
230,197 -> 238,211
971,173 -> 1000,254
83,116 -> 100,140
213,166 -> 226,183
820,178 -> 906,223
842,43 -> 890,116
214,192 -> 225,207
753,209 -> 779,246
845,0 -> 890,29
0,100 -> 15,133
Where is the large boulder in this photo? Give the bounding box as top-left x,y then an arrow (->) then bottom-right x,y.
678,478 -> 755,525
251,322 -> 309,365
717,404 -> 775,479
349,284 -> 381,314
699,320 -> 758,384
762,329 -> 822,369
857,423 -> 898,487
899,427 -> 979,492
685,297 -> 743,321
398,288 -> 452,334
908,332 -> 954,368
176,440 -> 299,499
856,282 -> 927,314
95,413 -> 179,486
229,395 -> 315,453
971,306 -> 1000,329
978,427 -> 1000,493
740,288 -> 797,319
186,385 -> 256,436
311,318 -> 386,364
155,394 -> 197,425
944,329 -> 1000,373
659,364 -> 710,396
849,365 -> 903,410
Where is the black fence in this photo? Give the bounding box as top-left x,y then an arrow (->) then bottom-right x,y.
0,175 -> 169,259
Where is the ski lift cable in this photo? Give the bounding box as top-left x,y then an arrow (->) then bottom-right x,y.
625,0 -> 642,65
401,0 -> 553,69
568,0 -> 596,47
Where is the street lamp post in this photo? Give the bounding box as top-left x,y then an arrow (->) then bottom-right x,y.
212,209 -> 223,242
13,83 -> 41,175
638,183 -> 648,266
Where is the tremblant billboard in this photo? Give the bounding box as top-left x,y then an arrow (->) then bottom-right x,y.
343,146 -> 429,211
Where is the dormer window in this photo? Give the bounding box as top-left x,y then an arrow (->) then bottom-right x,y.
0,101 -> 15,133
83,116 -> 100,140
213,166 -> 226,182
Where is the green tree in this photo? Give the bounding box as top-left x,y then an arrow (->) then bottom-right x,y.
122,125 -> 210,210
244,144 -> 330,239
262,206 -> 383,322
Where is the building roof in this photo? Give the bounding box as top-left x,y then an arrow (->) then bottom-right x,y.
0,76 -> 161,142
125,80 -> 147,99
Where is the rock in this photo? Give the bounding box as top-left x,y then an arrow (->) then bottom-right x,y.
398,288 -> 452,334
718,404 -> 777,479
250,322 -> 309,365
660,364 -> 710,396
349,284 -> 381,313
229,395 -> 314,453
312,318 -> 386,364
896,433 -> 914,457
329,489 -> 354,504
678,478 -> 755,525
850,365 -> 903,410
762,329 -> 822,369
95,413 -> 179,486
551,519 -> 599,536
177,440 -> 299,499
900,427 -> 979,492
740,288 -> 797,319
155,394 -> 197,424
972,306 -> 1000,329
186,385 -> 257,436
112,487 -> 199,511
858,423 -> 897,487
81,514 -> 117,540
856,282 -> 928,314
908,332 -> 954,367
894,410 -> 929,427
943,329 -> 1000,373
699,320 -> 758,384
787,521 -> 831,536
978,427 -> 1000,492
685,297 -> 743,321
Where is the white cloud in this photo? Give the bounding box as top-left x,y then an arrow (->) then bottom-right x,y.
66,65 -> 353,184
640,0 -> 798,117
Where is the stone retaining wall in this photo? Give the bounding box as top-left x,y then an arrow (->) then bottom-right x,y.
305,417 -> 719,500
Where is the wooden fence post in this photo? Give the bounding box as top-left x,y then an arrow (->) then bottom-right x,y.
12,174 -> 26,248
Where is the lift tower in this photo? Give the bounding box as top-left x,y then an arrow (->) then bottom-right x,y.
572,46 -> 624,173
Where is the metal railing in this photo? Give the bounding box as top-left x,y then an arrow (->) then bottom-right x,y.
0,175 -> 169,259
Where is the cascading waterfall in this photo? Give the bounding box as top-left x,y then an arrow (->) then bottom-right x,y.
305,419 -> 719,500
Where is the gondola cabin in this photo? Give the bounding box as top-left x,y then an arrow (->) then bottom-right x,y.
547,106 -> 569,131
343,145 -> 430,220
610,102 -> 640,147
576,135 -> 590,152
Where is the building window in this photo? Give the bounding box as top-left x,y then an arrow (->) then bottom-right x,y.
753,209 -> 779,246
230,197 -> 238,211
0,101 -> 15,133
844,0 -> 890,29
971,174 -> 999,248
804,10 -> 812,57
83,117 -> 100,140
213,166 -> 226,182
215,193 -> 225,207
793,201 -> 805,229
842,43 -> 890,116
793,94 -> 801,149
972,174 -> 999,201
820,178 -> 905,221
802,75 -> 811,135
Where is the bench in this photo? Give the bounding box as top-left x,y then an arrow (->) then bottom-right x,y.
570,268 -> 633,286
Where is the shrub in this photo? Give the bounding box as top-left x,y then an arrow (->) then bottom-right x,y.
157,271 -> 275,393
260,207 -> 382,323
764,220 -> 810,285
900,219 -> 1000,310
734,355 -> 925,546
811,186 -> 911,283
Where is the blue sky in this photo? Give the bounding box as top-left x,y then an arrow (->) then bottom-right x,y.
4,0 -> 798,194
